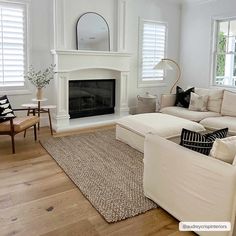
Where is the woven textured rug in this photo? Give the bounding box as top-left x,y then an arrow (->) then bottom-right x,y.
40,129 -> 157,222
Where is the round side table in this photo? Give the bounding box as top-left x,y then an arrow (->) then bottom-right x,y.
21,99 -> 56,135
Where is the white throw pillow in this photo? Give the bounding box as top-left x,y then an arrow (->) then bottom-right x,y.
195,88 -> 224,113
189,92 -> 208,112
210,136 -> 236,164
221,90 -> 236,117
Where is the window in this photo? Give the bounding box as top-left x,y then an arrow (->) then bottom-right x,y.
212,18 -> 236,87
139,19 -> 167,87
0,2 -> 27,89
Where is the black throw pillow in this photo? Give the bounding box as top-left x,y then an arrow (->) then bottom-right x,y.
180,128 -> 228,155
0,95 -> 15,123
175,86 -> 194,108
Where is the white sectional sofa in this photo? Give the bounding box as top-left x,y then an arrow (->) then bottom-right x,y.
144,134 -> 236,236
160,88 -> 236,135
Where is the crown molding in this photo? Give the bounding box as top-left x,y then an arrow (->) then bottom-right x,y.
181,0 -> 216,6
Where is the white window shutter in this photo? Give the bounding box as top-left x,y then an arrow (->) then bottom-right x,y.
141,21 -> 167,81
0,5 -> 25,87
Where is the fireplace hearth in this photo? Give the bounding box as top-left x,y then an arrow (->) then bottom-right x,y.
69,79 -> 115,118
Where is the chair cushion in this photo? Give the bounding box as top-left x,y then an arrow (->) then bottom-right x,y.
221,90 -> 236,117
195,88 -> 224,113
0,95 -> 15,123
0,116 -> 39,132
160,106 -> 221,122
200,116 -> 236,135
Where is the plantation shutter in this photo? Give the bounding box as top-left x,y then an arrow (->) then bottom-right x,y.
141,21 -> 166,81
0,4 -> 25,87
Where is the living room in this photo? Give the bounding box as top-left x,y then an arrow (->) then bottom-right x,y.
0,0 -> 236,235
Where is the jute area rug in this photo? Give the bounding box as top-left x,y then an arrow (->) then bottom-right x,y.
40,129 -> 157,223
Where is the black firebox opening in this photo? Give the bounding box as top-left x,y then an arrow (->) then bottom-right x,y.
69,79 -> 115,119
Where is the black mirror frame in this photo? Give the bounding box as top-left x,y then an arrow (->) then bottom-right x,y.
76,12 -> 111,51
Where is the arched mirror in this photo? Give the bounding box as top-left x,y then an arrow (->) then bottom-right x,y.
76,12 -> 110,51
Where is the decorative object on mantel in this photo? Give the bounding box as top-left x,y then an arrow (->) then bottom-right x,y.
24,65 -> 55,100
40,129 -> 157,222
153,58 -> 181,94
136,92 -> 157,114
76,12 -> 110,51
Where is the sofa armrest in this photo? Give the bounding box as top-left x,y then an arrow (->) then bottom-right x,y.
144,134 -> 236,236
160,94 -> 176,109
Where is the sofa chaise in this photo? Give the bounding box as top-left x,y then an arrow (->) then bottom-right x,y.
116,113 -> 205,153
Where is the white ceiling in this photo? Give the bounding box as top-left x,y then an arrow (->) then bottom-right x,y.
168,0 -> 214,5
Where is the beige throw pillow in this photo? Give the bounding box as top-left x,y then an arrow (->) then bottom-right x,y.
221,90 -> 236,117
210,136 -> 236,164
195,88 -> 224,113
189,92 -> 208,112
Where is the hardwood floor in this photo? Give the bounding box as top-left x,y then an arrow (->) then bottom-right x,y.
0,126 -> 194,236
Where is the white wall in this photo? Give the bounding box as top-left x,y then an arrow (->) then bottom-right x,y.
63,0 -> 117,51
7,0 -> 54,109
125,0 -> 181,112
180,0 -> 236,89
58,0 -> 181,112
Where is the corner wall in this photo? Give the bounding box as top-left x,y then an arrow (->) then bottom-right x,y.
179,0 -> 236,89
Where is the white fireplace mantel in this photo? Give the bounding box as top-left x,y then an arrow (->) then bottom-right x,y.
51,50 -> 131,72
51,49 -> 132,132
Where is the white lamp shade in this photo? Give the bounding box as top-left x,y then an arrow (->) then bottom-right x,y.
153,60 -> 173,70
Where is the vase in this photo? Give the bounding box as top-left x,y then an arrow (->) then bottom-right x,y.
36,88 -> 43,100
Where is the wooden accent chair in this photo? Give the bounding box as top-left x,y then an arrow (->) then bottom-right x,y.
0,108 -> 40,154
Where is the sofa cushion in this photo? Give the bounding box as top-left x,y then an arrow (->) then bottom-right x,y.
221,90 -> 236,117
210,136 -> 236,164
200,116 -> 236,135
160,106 -> 221,122
180,128 -> 228,155
175,86 -> 194,108
195,88 -> 224,113
189,92 -> 208,112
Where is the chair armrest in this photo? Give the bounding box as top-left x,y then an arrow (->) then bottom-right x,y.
13,108 -> 36,115
13,108 -> 36,112
160,94 -> 176,109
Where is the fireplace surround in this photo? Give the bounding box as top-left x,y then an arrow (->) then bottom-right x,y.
51,50 -> 131,132
69,79 -> 115,118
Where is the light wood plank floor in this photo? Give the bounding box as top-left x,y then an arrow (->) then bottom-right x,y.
0,126 -> 194,236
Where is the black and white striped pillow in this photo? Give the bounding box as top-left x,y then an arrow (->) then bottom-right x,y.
180,128 -> 228,155
0,95 -> 15,123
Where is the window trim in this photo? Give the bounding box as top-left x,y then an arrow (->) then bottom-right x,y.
210,15 -> 236,89
0,0 -> 31,95
138,18 -> 168,88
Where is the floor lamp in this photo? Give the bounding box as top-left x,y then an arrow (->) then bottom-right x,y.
153,58 -> 181,94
